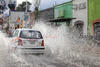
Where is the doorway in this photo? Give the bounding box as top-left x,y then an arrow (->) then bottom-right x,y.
74,21 -> 84,36
94,22 -> 100,40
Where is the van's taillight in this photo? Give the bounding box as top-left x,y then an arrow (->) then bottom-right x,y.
18,39 -> 23,46
41,40 -> 44,46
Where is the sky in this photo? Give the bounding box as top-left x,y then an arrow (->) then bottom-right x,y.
17,0 -> 71,10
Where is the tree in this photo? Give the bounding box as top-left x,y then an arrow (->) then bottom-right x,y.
16,1 -> 31,11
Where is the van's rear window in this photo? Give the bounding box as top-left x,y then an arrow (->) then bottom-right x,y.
20,30 -> 43,39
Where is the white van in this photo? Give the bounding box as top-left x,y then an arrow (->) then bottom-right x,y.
11,28 -> 45,54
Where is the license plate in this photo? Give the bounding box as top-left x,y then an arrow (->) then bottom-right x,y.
29,40 -> 35,44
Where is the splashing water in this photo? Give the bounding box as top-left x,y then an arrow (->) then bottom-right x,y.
0,32 -> 13,67
1,21 -> 100,67
32,21 -> 100,67
0,32 -> 32,67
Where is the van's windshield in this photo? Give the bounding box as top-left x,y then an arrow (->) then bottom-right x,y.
20,30 -> 43,39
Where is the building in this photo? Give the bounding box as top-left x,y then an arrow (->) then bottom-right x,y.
72,0 -> 88,35
51,0 -> 100,40
88,0 -> 100,40
30,7 -> 54,25
38,7 -> 54,21
54,1 -> 72,26
72,0 -> 100,39
54,1 -> 72,19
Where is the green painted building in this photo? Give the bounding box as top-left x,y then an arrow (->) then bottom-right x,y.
54,1 -> 72,25
88,0 -> 100,40
53,0 -> 100,39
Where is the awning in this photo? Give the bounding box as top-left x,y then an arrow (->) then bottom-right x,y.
48,18 -> 76,22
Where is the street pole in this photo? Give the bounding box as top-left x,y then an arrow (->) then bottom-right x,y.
24,0 -> 28,28
26,0 -> 28,14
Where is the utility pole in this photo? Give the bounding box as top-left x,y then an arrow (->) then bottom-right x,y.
23,0 -> 28,28
33,0 -> 40,22
7,0 -> 12,34
54,1 -> 57,6
26,0 -> 28,13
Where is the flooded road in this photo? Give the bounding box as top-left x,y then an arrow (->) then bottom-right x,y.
0,33 -> 75,67
0,26 -> 76,67
1,22 -> 100,67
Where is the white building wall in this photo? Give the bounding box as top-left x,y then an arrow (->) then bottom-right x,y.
72,0 -> 88,35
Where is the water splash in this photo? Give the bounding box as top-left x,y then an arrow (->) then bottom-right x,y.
1,21 -> 100,67
0,32 -> 11,67
0,32 -> 32,67
32,21 -> 100,67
